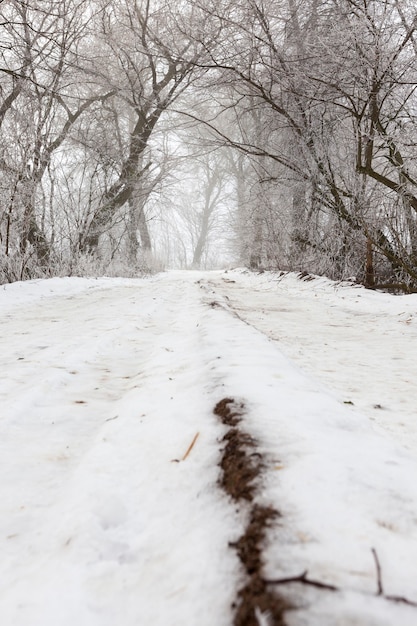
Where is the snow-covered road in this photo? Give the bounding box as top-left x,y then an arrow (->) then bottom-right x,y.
0,275 -> 240,626
1,270 -> 417,625
209,270 -> 417,452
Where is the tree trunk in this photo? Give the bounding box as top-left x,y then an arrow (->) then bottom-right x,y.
138,208 -> 151,251
19,178 -> 50,263
192,212 -> 210,268
365,237 -> 375,288
127,196 -> 139,263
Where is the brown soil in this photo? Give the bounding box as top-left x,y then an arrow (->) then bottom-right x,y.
234,505 -> 288,626
213,397 -> 244,427
214,398 -> 290,625
219,429 -> 259,501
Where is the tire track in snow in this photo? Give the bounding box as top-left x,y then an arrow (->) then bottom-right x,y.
0,276 -> 241,626
203,272 -> 417,453
199,273 -> 417,625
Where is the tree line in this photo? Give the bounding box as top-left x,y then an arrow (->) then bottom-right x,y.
1,0 -> 417,290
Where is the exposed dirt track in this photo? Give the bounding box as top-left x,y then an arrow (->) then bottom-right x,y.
214,398 -> 289,626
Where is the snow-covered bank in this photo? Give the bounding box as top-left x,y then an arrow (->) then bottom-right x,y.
209,269 -> 417,453
1,270 -> 417,625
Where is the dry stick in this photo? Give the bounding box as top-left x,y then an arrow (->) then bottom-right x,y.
182,432 -> 200,461
372,548 -> 384,596
372,548 -> 417,607
265,553 -> 417,608
265,570 -> 338,592
385,594 -> 417,608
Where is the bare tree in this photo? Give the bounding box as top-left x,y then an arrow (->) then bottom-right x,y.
188,0 -> 417,288
0,0 -> 113,271
79,0 -> 220,254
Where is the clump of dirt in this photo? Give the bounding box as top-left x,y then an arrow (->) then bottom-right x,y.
214,398 -> 290,625
215,398 -> 260,500
214,397 -> 244,427
234,505 -> 288,626
233,505 -> 278,574
298,271 -> 314,282
219,429 -> 259,501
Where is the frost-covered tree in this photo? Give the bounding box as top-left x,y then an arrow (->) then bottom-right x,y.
190,0 -> 417,289
78,0 -> 222,257
0,0 -> 225,277
0,0 -> 112,277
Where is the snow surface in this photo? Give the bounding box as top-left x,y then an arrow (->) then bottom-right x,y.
1,269 -> 417,625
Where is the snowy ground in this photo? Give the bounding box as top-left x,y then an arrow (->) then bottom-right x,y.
1,269 -> 417,625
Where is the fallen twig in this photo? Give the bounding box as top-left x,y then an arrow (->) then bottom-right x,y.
385,594 -> 417,607
265,570 -> 338,592
264,553 -> 417,608
182,432 -> 200,461
372,548 -> 383,596
372,548 -> 417,607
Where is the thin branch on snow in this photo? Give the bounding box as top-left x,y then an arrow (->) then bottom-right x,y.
372,548 -> 417,607
372,547 -> 384,596
265,551 -> 417,609
182,432 -> 200,461
264,570 -> 338,592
